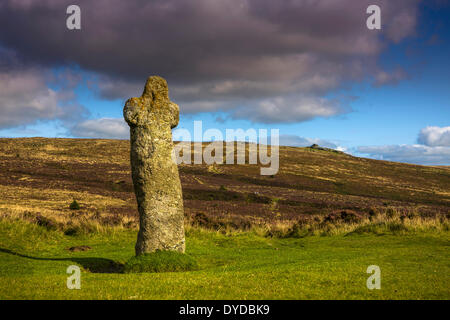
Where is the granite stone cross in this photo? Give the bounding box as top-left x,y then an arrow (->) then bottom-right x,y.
124,76 -> 185,255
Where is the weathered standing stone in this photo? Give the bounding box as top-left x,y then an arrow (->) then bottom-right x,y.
123,76 -> 185,256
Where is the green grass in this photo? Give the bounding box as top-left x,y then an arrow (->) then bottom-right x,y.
124,251 -> 198,273
0,220 -> 449,299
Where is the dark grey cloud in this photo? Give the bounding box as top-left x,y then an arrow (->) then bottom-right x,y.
0,0 -> 420,123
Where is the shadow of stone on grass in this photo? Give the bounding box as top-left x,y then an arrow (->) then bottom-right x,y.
0,247 -> 124,273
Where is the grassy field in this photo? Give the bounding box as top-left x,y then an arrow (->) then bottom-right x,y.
0,138 -> 448,299
0,219 -> 448,299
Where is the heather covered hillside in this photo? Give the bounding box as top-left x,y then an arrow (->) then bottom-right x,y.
0,138 -> 448,231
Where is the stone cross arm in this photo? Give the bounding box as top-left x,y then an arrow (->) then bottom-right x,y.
123,76 -> 179,129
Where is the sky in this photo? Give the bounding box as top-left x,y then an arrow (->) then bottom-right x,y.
0,0 -> 449,165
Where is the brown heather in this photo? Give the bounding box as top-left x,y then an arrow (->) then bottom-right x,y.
0,137 -> 448,237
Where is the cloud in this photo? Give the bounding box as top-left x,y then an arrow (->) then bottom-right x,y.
70,118 -> 128,139
0,0 -> 420,123
232,95 -> 345,123
418,126 -> 450,147
0,67 -> 86,129
384,4 -> 418,43
357,126 -> 450,165
93,76 -> 141,102
357,144 -> 450,165
374,68 -> 409,86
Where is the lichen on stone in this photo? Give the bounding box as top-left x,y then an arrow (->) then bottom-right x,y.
124,76 -> 185,256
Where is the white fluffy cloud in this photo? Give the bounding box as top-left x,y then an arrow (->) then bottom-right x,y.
357,144 -> 450,165
356,126 -> 450,165
232,95 -> 345,124
418,126 -> 450,147
70,118 -> 128,139
0,68 -> 85,129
